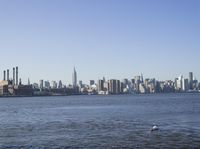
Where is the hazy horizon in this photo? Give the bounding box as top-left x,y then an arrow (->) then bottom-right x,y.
0,0 -> 199,84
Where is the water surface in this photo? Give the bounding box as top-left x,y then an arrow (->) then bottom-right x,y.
0,94 -> 200,148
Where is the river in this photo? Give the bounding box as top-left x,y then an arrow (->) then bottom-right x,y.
0,94 -> 200,148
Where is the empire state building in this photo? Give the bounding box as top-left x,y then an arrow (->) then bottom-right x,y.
72,67 -> 77,88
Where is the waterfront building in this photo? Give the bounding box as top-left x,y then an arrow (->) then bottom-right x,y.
98,79 -> 104,93
109,80 -> 115,94
0,80 -> 9,95
182,78 -> 189,92
13,85 -> 33,96
177,75 -> 183,91
109,79 -> 120,94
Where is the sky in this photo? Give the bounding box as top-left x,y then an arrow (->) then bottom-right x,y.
0,0 -> 199,85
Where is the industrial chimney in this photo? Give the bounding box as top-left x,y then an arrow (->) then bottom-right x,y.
7,69 -> 9,81
16,66 -> 18,85
3,70 -> 6,81
13,67 -> 15,85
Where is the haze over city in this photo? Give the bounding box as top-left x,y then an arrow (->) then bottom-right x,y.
0,0 -> 199,84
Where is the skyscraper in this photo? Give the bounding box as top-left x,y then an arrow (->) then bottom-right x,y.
182,78 -> 189,92
58,80 -> 62,88
189,72 -> 193,90
39,80 -> 44,90
72,67 -> 77,88
109,79 -> 120,94
98,80 -> 104,92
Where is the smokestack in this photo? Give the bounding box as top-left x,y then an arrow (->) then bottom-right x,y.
7,69 -> 9,81
16,66 -> 18,85
3,70 -> 6,81
13,67 -> 15,85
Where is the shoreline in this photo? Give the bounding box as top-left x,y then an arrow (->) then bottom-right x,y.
0,92 -> 199,98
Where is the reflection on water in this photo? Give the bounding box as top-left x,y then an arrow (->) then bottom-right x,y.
0,94 -> 200,148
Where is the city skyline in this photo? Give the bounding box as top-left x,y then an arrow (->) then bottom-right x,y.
1,65 -> 199,96
0,0 -> 199,84
0,66 -> 198,88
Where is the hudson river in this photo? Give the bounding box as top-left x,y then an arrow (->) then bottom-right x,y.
0,94 -> 200,148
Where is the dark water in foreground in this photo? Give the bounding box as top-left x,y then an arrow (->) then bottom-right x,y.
0,94 -> 200,149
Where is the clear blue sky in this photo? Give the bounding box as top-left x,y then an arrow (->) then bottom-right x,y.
0,0 -> 199,84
